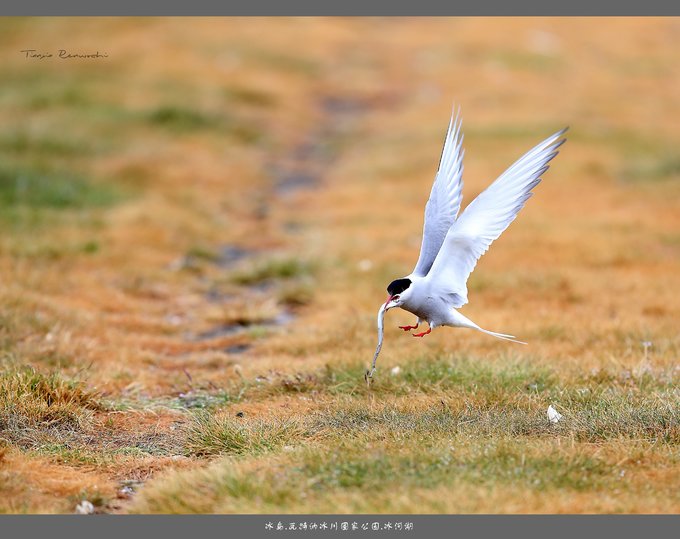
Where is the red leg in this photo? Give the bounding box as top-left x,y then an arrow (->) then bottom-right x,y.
412,327 -> 432,338
399,318 -> 421,331
399,324 -> 419,331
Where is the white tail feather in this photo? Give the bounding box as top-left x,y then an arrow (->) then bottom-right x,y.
449,310 -> 527,345
477,328 -> 527,345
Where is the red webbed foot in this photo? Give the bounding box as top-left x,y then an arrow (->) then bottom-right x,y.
412,328 -> 432,338
399,324 -> 419,331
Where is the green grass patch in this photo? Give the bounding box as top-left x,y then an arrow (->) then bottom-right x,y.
180,355 -> 680,451
31,442 -> 174,467
184,245 -> 221,262
146,106 -> 219,132
23,85 -> 93,111
186,413 -> 306,456
0,163 -> 123,210
32,443 -> 116,466
7,240 -> 103,261
174,388 -> 239,410
0,162 -> 125,231
622,155 -> 680,183
130,437 -> 618,513
312,394 -> 679,444
0,302 -> 52,353
231,257 -> 315,286
132,383 -> 680,512
0,132 -> 93,158
300,443 -> 608,493
179,371 -> 679,462
143,105 -> 264,143
244,355 -> 556,401
0,363 -> 102,448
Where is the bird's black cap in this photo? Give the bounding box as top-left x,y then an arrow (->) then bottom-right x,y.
387,278 -> 412,296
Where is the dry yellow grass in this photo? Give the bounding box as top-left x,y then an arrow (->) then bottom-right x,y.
0,17 -> 678,513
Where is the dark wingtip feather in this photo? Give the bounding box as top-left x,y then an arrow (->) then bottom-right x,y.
551,139 -> 567,152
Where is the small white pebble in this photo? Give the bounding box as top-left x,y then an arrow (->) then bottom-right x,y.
167,258 -> 185,272
166,314 -> 183,326
357,259 -> 373,272
390,366 -> 401,376
75,500 -> 94,515
526,29 -> 561,55
547,405 -> 563,424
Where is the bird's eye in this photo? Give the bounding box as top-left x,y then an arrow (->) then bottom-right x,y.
393,295 -> 400,300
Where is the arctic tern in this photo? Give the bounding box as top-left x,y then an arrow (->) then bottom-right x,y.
368,108 -> 567,379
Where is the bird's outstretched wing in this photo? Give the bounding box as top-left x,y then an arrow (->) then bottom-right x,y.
410,108 -> 465,278
425,127 -> 568,307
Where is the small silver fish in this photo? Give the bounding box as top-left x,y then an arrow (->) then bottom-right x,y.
366,302 -> 386,381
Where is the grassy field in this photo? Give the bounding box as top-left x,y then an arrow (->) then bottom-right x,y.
0,17 -> 679,514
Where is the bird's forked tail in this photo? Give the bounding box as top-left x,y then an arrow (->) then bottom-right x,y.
450,310 -> 527,345
476,328 -> 527,345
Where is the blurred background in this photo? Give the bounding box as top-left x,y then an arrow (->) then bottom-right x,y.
0,18 -> 679,513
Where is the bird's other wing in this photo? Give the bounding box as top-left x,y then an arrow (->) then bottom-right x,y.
410,107 -> 465,278
425,127 -> 568,307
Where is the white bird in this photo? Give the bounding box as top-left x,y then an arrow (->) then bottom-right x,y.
368,108 -> 567,378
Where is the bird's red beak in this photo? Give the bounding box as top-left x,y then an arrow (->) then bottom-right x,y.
384,295 -> 395,308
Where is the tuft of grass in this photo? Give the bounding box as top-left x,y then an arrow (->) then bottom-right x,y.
0,163 -> 123,210
8,240 -> 103,260
231,257 -> 315,286
25,85 -> 92,111
186,412 -> 306,456
32,444 -> 116,467
146,106 -> 218,132
184,245 -> 220,262
0,303 -> 52,353
0,132 -> 93,157
277,281 -> 315,307
224,86 -> 277,108
144,106 -> 264,143
175,388 -> 237,410
622,155 -> 680,182
0,363 -> 102,448
538,325 -> 567,341
556,389 -> 680,443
